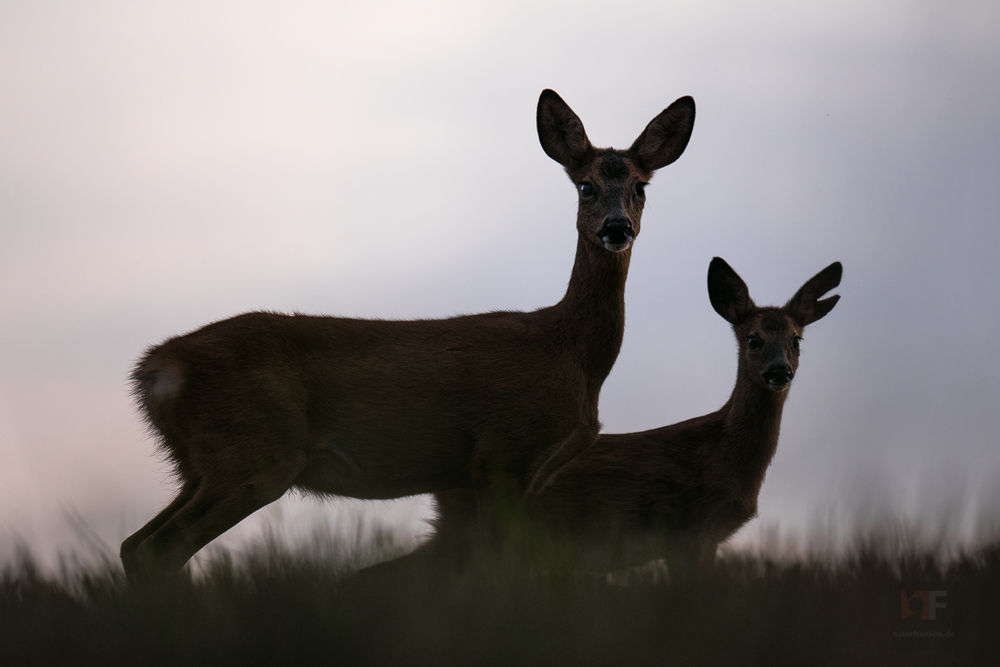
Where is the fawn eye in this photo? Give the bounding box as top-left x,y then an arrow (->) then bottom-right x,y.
792,336 -> 802,351
747,335 -> 762,350
635,183 -> 646,197
579,182 -> 594,198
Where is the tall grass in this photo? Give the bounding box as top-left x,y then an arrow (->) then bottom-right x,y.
1,523 -> 996,666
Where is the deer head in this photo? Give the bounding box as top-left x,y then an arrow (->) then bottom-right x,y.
708,257 -> 842,392
536,90 -> 695,252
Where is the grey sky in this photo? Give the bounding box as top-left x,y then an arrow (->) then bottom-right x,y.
1,0 -> 998,566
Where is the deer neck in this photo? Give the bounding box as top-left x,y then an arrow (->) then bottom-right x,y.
719,365 -> 788,498
554,235 -> 630,382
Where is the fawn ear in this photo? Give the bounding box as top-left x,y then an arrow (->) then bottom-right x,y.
785,262 -> 843,326
537,89 -> 592,169
629,96 -> 696,171
708,257 -> 754,324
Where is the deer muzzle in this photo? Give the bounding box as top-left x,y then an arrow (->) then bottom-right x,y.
762,363 -> 794,389
599,219 -> 634,251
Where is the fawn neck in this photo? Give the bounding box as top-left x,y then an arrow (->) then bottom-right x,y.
554,235 -> 630,382
720,361 -> 788,498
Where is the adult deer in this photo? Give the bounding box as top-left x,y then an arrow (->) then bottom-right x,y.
120,90 -> 696,575
383,257 -> 841,576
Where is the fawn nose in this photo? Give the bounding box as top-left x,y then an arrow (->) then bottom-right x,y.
599,218 -> 634,247
762,364 -> 793,387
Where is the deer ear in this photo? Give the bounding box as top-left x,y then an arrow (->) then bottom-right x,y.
537,89 -> 592,169
708,257 -> 753,324
629,96 -> 696,171
785,262 -> 843,326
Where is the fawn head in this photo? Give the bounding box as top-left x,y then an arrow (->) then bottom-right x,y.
537,90 -> 695,252
708,257 -> 842,392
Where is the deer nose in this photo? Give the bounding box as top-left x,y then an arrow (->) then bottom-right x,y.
762,364 -> 793,387
599,219 -> 634,245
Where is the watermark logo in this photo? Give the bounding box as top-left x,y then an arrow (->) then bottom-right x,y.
901,590 -> 947,620
891,588 -> 958,651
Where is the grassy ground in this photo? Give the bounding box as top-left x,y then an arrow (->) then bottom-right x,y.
1,531 -> 997,666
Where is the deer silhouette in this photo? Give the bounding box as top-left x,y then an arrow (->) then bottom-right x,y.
373,257 -> 842,576
121,90 -> 696,575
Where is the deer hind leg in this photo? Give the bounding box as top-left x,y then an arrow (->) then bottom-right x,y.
127,473 -> 296,575
120,480 -> 199,575
127,442 -> 308,576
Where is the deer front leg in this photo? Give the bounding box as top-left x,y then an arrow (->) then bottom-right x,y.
467,423 -> 597,558
524,423 -> 600,499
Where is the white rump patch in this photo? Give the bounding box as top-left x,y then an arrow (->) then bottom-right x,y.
148,363 -> 184,399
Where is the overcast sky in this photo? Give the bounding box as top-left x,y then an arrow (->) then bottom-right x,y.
1,0 -> 998,567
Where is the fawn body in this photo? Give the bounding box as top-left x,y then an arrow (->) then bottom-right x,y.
399,258 -> 841,574
121,90 -> 696,575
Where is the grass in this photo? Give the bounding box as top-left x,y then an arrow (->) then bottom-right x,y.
1,528 -> 997,666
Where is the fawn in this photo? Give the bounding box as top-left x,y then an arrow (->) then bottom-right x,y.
382,257 -> 841,575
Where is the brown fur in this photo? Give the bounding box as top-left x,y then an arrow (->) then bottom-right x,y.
120,90 -> 696,575
400,258 -> 842,575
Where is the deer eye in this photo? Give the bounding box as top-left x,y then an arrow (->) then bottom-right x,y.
635,183 -> 646,197
579,182 -> 594,198
792,336 -> 802,351
747,335 -> 762,350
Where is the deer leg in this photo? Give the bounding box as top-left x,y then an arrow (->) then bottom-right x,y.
129,457 -> 305,575
120,480 -> 199,576
465,451 -> 520,561
470,425 -> 596,560
524,423 -> 599,499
